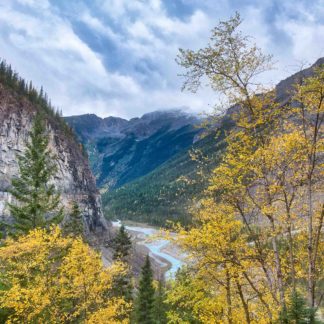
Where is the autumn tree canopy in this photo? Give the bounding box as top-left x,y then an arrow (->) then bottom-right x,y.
170,13 -> 324,323
0,226 -> 131,323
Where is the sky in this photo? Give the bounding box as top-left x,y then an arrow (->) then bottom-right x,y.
0,0 -> 323,118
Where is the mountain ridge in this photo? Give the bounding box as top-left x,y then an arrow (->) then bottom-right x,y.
65,109 -> 200,139
65,109 -> 201,189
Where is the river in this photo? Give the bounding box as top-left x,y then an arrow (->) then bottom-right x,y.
112,220 -> 184,279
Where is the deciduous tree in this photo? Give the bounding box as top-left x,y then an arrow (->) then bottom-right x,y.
173,12 -> 324,322
0,226 -> 131,323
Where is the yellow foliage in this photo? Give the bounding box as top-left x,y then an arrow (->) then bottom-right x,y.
170,200 -> 280,323
0,226 -> 131,323
172,13 -> 324,321
169,65 -> 324,321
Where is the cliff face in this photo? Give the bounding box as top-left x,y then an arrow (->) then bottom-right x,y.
0,83 -> 108,235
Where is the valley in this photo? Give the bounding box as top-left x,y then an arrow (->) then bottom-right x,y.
66,110 -> 232,226
111,220 -> 184,279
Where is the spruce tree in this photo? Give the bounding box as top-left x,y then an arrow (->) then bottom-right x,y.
282,291 -> 322,324
112,224 -> 132,261
110,224 -> 133,302
153,280 -> 168,324
62,201 -> 84,238
135,255 -> 155,324
7,113 -> 63,235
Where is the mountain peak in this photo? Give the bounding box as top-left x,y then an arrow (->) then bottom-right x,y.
276,57 -> 324,102
141,108 -> 193,120
65,108 -> 199,141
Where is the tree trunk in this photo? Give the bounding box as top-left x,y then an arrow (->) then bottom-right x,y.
226,270 -> 233,324
269,217 -> 287,313
307,178 -> 315,308
236,279 -> 251,323
284,195 -> 296,292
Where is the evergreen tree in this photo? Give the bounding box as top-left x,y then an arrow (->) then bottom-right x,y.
62,201 -> 84,238
135,255 -> 155,324
112,224 -> 132,261
111,265 -> 133,303
7,113 -> 63,235
153,280 -> 168,324
280,291 -> 322,324
110,224 -> 133,302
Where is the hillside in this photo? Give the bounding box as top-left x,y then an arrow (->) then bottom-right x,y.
65,110 -> 201,189
102,117 -> 233,226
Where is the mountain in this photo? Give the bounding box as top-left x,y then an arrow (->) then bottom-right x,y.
0,61 -> 107,235
65,109 -> 201,190
102,120 -> 232,226
66,108 -> 232,226
67,58 -> 324,227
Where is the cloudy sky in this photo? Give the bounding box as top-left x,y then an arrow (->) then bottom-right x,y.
0,0 -> 323,118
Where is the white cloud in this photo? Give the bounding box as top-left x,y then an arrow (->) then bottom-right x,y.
16,0 -> 50,10
274,2 -> 324,64
0,1 -> 142,117
80,11 -> 120,43
0,0 -> 322,118
281,22 -> 324,61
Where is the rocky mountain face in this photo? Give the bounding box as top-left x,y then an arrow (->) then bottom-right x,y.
0,83 -> 108,235
65,109 -> 200,190
275,57 -> 324,102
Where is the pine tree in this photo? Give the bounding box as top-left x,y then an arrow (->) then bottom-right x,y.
135,255 -> 155,324
112,224 -> 132,262
62,201 -> 84,238
7,113 -> 63,235
110,224 -> 133,302
281,291 -> 322,324
153,280 -> 168,324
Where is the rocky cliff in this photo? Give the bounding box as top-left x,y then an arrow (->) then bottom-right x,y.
0,82 -> 108,235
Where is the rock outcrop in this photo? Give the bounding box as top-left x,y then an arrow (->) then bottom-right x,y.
0,82 -> 108,235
